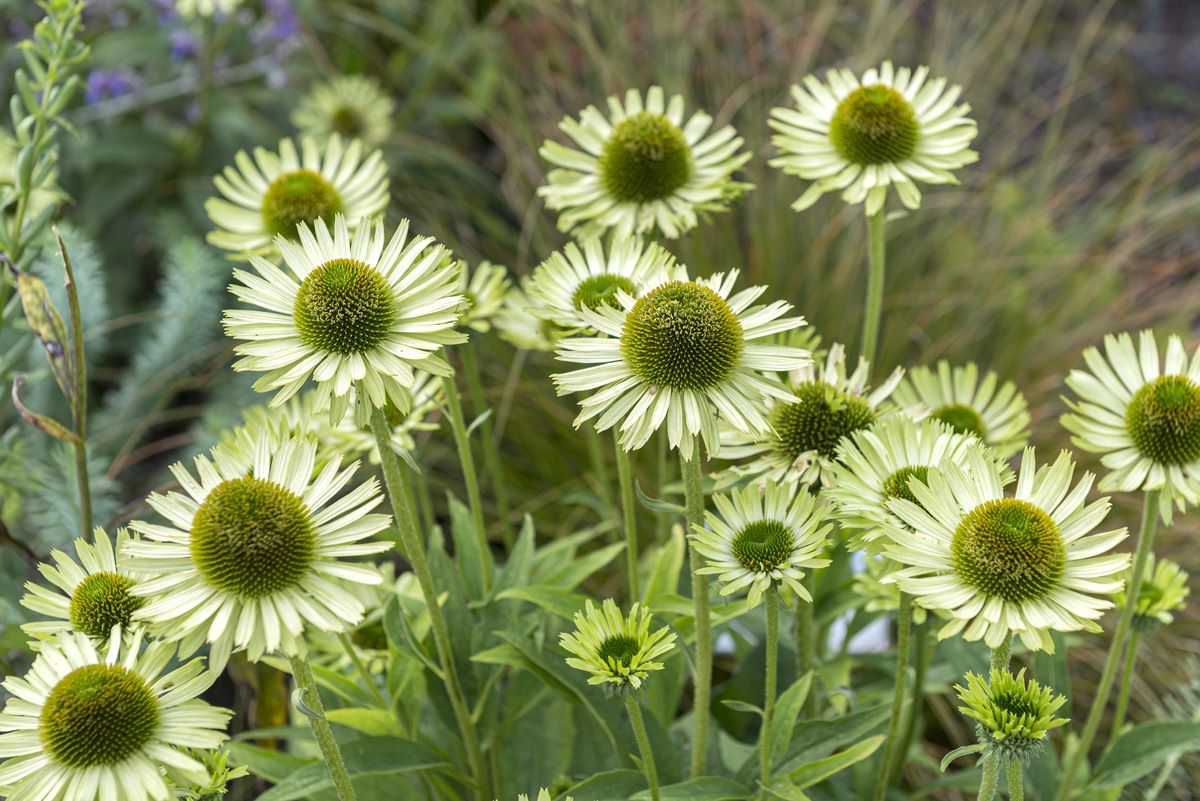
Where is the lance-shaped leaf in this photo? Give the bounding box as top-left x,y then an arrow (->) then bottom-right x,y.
11,376 -> 78,443
7,259 -> 73,401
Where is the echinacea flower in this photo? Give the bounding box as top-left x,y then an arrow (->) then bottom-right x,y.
1062,330 -> 1200,523
206,135 -> 388,255
494,282 -> 562,353
956,669 -> 1068,763
20,527 -> 146,644
224,215 -> 466,425
0,630 -> 231,801
716,343 -> 901,488
539,86 -> 752,239
769,61 -> 978,214
175,0 -> 240,17
560,599 -> 676,692
527,236 -> 678,331
892,361 -> 1030,458
552,271 -> 810,460
690,482 -> 831,608
292,75 -> 395,147
125,432 -> 393,671
827,416 -> 991,548
458,260 -> 511,333
883,448 -> 1130,652
1115,553 -> 1190,630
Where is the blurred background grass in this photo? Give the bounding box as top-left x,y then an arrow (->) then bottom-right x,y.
1,0 -> 1199,795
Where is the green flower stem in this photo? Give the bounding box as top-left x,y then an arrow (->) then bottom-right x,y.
795,582 -> 816,718
625,693 -> 660,801
978,752 -> 1001,801
339,632 -> 386,708
288,653 -> 359,801
990,637 -> 1012,673
760,587 -> 780,794
1007,757 -> 1024,801
1054,489 -> 1160,801
59,232 -> 92,541
892,618 -> 934,784
586,426 -> 615,518
369,408 -> 487,801
860,209 -> 887,370
680,449 -> 712,777
874,591 -> 913,801
614,435 -> 640,601
441,374 -> 491,594
1109,628 -> 1142,747
460,344 -> 513,542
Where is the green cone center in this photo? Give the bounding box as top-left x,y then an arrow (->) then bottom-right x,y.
772,381 -> 877,462
829,84 -> 919,166
731,519 -> 793,573
596,634 -> 641,668
1125,375 -> 1200,465
69,572 -> 144,639
573,273 -> 637,312
882,465 -> 931,507
261,168 -> 344,238
41,664 -> 160,767
621,280 -> 744,390
331,107 -> 363,137
933,403 -> 987,439
190,476 -> 317,598
600,111 -> 692,203
951,499 -> 1065,604
294,258 -> 397,354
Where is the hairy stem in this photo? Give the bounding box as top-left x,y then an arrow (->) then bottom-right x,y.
760,587 -> 780,795
978,752 -> 1001,801
1007,757 -> 1024,801
680,449 -> 712,777
289,654 -> 359,801
874,592 -> 913,801
461,344 -> 512,544
626,693 -> 660,801
59,231 -> 91,541
860,209 -> 887,370
614,435 -> 641,601
441,374 -> 491,594
1109,628 -> 1142,747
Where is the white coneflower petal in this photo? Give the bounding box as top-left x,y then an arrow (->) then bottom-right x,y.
494,281 -> 563,353
769,61 -> 977,215
458,260 -> 511,333
539,86 -> 752,239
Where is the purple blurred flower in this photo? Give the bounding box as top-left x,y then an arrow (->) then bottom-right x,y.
168,29 -> 200,61
84,69 -> 142,105
151,0 -> 179,23
254,0 -> 300,45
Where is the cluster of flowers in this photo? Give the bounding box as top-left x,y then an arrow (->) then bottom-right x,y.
1,38 -> 1195,801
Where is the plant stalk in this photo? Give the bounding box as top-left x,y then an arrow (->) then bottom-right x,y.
441,373 -> 491,594
860,209 -> 887,370
614,435 -> 640,601
625,693 -> 660,801
1007,757 -> 1024,801
288,653 -> 359,801
892,618 -> 933,784
1053,489 -> 1160,801
1109,628 -> 1142,747
760,587 -> 780,795
59,231 -> 91,541
460,344 -> 512,542
978,752 -> 1001,801
874,592 -> 913,801
680,449 -> 712,777
339,632 -> 386,708
795,577 -> 816,718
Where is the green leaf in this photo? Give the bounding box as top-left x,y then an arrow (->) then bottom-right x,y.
9,263 -> 72,400
566,769 -> 646,801
447,493 -> 489,599
769,672 -> 814,771
539,541 -> 625,591
495,515 -> 536,592
940,742 -> 986,773
310,664 -> 377,708
640,525 -> 685,605
789,735 -> 884,788
635,479 -> 685,514
10,377 -> 77,442
1089,721 -> 1200,788
324,707 -> 405,737
777,703 -> 890,774
496,585 -> 587,620
225,742 -> 311,784
255,737 -> 449,801
721,699 -> 764,716
761,778 -> 812,801
632,777 -> 752,800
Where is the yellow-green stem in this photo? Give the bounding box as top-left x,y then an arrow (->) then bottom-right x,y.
1109,628 -> 1142,747
288,653 -> 358,801
874,592 -> 913,801
978,752 -> 1001,801
369,408 -> 487,801
760,587 -> 780,795
860,209 -> 886,370
1054,489 -> 1160,801
893,620 -> 934,783
991,637 -> 1012,673
625,693 -> 660,801
680,449 -> 712,777
59,233 -> 92,541
441,373 -> 491,594
1007,757 -> 1024,801
461,344 -> 513,543
614,435 -> 640,601
339,632 -> 386,708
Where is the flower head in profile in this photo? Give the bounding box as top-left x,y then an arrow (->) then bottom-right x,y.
892,361 -> 1030,458
1062,330 -> 1200,523
494,282 -> 563,353
828,416 -> 995,549
769,61 -> 977,214
560,599 -> 676,692
552,270 -> 810,460
883,448 -> 1130,652
690,482 -> 831,608
539,86 -> 752,239
527,236 -> 678,331
126,432 -> 393,672
956,669 -> 1068,763
206,135 -> 388,255
0,630 -> 231,801
20,527 -> 146,644
175,0 -> 240,17
224,215 -> 466,425
292,75 -> 395,147
458,260 -> 511,333
716,343 -> 901,488
1115,554 -> 1190,630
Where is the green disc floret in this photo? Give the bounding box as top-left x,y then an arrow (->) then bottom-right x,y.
41,664 -> 160,767
829,84 -> 919,166
596,634 -> 641,668
294,258 -> 397,354
261,168 -> 344,238
573,274 -> 637,312
331,107 -> 363,137
1125,375 -> 1200,465
621,281 -> 744,390
68,572 -> 144,639
933,403 -> 987,439
771,381 -> 877,462
951,499 -> 1065,604
599,112 -> 692,203
190,476 -> 317,599
882,465 -> 931,507
731,519 -> 793,573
